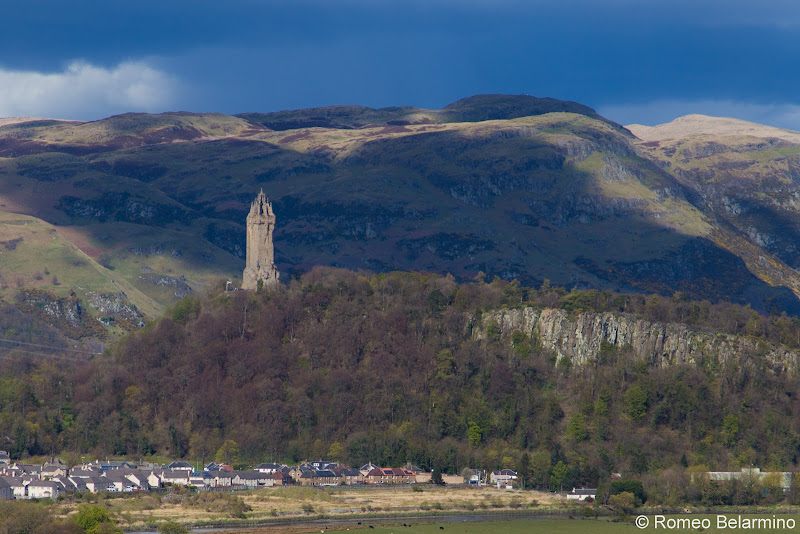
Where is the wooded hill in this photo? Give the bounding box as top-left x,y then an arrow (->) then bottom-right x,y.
3,268 -> 800,493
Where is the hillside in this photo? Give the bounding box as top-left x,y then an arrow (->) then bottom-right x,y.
4,269 -> 800,488
631,116 -> 800,284
3,96 -> 800,343
628,114 -> 800,144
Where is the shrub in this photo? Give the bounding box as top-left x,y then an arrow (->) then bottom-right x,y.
159,521 -> 189,534
74,504 -> 121,533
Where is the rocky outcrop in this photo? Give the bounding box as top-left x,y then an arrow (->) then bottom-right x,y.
138,274 -> 192,299
14,289 -> 105,339
85,291 -> 144,330
476,307 -> 800,374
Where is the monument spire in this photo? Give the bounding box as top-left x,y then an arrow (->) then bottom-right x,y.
242,190 -> 280,290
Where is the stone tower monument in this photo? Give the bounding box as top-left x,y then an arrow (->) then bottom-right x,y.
242,189 -> 280,290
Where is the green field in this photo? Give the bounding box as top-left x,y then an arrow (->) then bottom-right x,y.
352,518 -> 636,533
355,516 -> 800,534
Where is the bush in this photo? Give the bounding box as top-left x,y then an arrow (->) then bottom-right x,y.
608,491 -> 636,514
185,492 -> 251,519
74,504 -> 121,533
159,521 -> 189,534
610,480 -> 646,506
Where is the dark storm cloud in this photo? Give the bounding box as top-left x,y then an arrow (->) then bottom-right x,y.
3,0 -> 800,126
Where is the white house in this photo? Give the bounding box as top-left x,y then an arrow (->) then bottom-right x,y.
27,480 -> 63,499
233,471 -> 275,487
255,463 -> 282,474
490,469 -> 518,486
104,473 -> 139,492
3,477 -> 27,498
83,477 -> 115,493
567,488 -> 597,501
147,472 -> 162,489
157,469 -> 190,486
166,461 -> 194,472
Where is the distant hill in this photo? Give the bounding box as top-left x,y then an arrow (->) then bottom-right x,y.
628,114 -> 800,143
3,96 -> 800,342
237,94 -> 628,131
631,115 -> 800,287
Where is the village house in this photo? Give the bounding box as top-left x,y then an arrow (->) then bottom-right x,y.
365,467 -> 416,484
166,461 -> 194,471
58,477 -> 79,493
271,470 -> 293,486
490,469 -> 518,487
80,476 -> 115,493
70,465 -> 102,478
107,469 -> 151,490
189,472 -> 209,488
69,478 -> 89,493
567,488 -> 597,501
2,477 -> 26,498
255,462 -> 283,474
157,469 -> 191,486
233,470 -> 275,488
26,480 -> 63,499
210,471 -> 235,488
205,462 -> 234,472
359,463 -> 379,477
0,477 -> 13,500
299,469 -> 339,486
147,472 -> 162,489
41,463 -> 68,479
2,463 -> 38,478
335,466 -> 364,485
100,461 -> 137,471
306,461 -> 339,471
20,465 -> 42,477
104,473 -> 140,492
289,466 -> 307,482
464,469 -> 481,484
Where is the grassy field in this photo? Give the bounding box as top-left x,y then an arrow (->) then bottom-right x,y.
52,486 -> 567,531
347,518 -> 638,534
223,515 -> 800,534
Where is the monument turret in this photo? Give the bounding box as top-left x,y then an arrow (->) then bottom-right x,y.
242,189 -> 280,290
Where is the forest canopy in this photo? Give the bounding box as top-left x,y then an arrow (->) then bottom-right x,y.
2,267 -> 800,494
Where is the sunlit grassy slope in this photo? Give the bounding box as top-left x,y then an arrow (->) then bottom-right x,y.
0,210 -> 161,328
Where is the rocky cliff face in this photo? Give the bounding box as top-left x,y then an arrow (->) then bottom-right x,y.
15,289 -> 105,339
476,307 -> 800,373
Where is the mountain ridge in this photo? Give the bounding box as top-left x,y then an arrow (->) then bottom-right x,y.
3,95 -> 800,341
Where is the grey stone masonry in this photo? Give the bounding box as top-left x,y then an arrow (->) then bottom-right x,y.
242,189 -> 280,290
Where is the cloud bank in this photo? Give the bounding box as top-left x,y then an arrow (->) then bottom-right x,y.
598,100 -> 800,131
0,61 -> 178,120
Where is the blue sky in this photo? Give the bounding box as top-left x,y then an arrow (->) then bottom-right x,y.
3,0 -> 800,128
